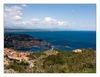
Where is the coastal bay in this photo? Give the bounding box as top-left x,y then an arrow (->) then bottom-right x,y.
4,31 -> 96,52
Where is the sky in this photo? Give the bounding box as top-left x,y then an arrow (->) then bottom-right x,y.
4,4 -> 96,31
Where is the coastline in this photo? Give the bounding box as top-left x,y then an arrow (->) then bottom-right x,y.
4,31 -> 96,51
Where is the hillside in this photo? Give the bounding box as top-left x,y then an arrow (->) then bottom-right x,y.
4,48 -> 96,73
4,34 -> 51,49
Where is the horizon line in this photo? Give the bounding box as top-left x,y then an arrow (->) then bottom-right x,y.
4,29 -> 96,31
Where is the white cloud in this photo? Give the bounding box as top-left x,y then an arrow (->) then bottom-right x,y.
4,5 -> 23,21
58,21 -> 66,26
31,18 -> 40,21
14,21 -> 26,25
13,16 -> 22,20
4,5 -> 70,29
4,6 -> 22,12
44,17 -> 70,26
45,17 -> 57,22
22,4 -> 28,7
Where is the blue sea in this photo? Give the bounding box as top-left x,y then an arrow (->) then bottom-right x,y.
4,31 -> 96,52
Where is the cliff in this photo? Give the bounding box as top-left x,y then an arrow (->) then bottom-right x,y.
4,34 -> 51,50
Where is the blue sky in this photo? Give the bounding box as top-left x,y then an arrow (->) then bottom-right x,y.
4,4 -> 96,31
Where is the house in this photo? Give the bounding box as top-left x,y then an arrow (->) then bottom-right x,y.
72,49 -> 82,53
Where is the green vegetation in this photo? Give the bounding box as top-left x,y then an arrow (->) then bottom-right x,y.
27,50 -> 47,59
4,48 -> 96,73
4,59 -> 29,73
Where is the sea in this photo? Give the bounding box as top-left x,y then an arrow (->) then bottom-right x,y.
4,31 -> 96,52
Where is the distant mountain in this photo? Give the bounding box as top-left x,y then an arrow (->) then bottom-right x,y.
4,28 -> 74,31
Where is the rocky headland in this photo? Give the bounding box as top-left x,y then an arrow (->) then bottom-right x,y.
4,34 -> 51,50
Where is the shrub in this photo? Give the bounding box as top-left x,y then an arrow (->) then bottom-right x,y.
5,60 -> 29,73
